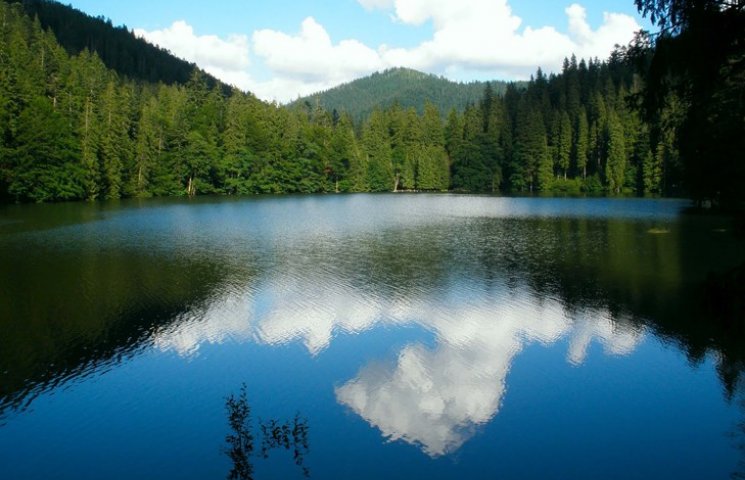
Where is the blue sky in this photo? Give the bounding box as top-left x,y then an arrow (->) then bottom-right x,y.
64,0 -> 652,102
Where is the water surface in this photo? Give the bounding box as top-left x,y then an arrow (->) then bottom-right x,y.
1,194 -> 743,479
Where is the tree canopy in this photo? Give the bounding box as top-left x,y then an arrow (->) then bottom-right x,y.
630,0 -> 745,207
2,0 -> 738,203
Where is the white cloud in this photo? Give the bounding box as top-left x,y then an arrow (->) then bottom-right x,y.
368,0 -> 641,79
246,77 -> 339,105
358,0 -> 395,11
336,341 -> 513,457
251,17 -> 385,96
566,5 -> 642,59
133,3 -> 641,110
335,298 -> 564,456
134,21 -> 252,90
251,2 -> 641,99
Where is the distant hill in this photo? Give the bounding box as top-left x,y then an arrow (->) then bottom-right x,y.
2,0 -> 219,86
293,68 -> 517,121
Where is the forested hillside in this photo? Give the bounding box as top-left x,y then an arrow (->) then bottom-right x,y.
1,0 -> 215,86
3,0 -> 737,204
293,68 -> 512,122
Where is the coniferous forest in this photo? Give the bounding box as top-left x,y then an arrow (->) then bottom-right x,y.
291,68 -> 515,124
0,0 -> 742,207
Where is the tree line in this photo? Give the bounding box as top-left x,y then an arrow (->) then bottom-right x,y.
2,0 -> 211,86
0,0 -> 721,203
292,67 -> 513,124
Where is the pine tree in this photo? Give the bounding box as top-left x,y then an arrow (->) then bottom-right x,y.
400,107 -> 421,190
512,98 -> 547,192
99,80 -> 132,199
451,105 -> 491,192
131,94 -> 160,196
574,109 -> 589,179
386,103 -> 408,191
558,111 -> 572,180
329,112 -> 359,192
418,103 -> 449,190
9,97 -> 84,201
606,111 -> 627,194
220,93 -> 255,194
362,108 -> 393,192
643,149 -> 662,194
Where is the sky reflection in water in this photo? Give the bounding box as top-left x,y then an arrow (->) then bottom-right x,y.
0,195 -> 742,479
151,270 -> 643,456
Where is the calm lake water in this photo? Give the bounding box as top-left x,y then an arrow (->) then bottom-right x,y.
1,194 -> 744,479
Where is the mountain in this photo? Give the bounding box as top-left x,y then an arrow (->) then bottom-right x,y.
1,0 -> 218,87
293,68 -> 517,121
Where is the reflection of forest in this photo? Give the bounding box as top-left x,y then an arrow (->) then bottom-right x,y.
1,208 -> 743,422
0,244 -> 230,415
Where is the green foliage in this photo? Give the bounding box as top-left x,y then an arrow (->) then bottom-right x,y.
583,174 -> 605,193
574,109 -> 589,178
362,109 -> 393,192
512,97 -> 548,192
551,178 -> 583,194
329,112 -> 360,192
451,105 -> 492,192
8,97 -> 84,202
2,0 -> 214,86
630,0 -> 745,207
606,111 -> 627,194
292,68 -> 516,124
557,112 -> 572,179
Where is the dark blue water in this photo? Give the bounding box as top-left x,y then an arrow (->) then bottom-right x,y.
0,194 -> 743,479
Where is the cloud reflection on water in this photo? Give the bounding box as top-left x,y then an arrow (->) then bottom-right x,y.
152,275 -> 643,457
336,296 -> 641,456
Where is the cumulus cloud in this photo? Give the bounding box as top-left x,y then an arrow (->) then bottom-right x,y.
251,17 -> 385,99
247,0 -> 641,101
133,2 -> 640,102
246,76 -> 336,105
134,18 -> 386,102
134,21 -> 253,90
369,0 -> 641,78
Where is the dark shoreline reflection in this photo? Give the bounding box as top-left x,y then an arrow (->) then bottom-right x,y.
0,244 -> 240,420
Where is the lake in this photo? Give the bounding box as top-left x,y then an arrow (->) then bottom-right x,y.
1,194 -> 744,479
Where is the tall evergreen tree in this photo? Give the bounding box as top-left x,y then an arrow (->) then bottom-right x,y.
574,108 -> 589,179
557,111 -> 572,180
606,111 -> 627,194
362,108 -> 393,192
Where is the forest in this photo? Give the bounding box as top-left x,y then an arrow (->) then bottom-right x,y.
292,67 -> 513,124
0,0 -> 742,206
